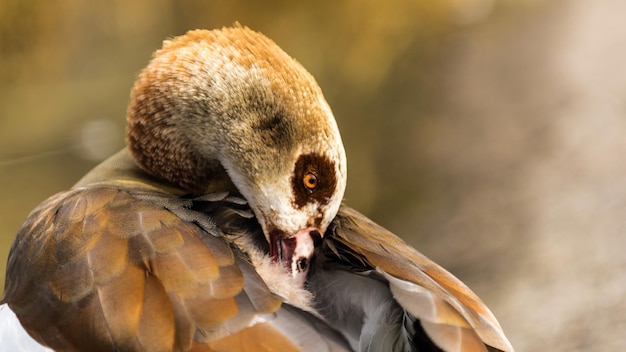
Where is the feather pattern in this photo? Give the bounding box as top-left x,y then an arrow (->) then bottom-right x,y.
1,179 -> 352,351
1,159 -> 513,351
308,205 -> 514,352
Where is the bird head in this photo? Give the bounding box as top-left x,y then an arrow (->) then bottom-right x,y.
126,26 -> 347,282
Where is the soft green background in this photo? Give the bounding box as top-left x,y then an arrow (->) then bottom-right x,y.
2,1 -> 625,350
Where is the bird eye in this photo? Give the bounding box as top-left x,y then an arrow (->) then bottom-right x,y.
303,172 -> 318,191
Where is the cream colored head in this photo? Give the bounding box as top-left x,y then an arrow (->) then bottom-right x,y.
126,26 -> 347,252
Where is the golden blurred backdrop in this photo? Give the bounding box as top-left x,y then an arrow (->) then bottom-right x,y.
1,1 -> 625,350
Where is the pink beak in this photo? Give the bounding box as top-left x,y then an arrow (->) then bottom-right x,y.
269,228 -> 322,286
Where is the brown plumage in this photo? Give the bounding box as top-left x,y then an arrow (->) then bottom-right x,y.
1,25 -> 513,351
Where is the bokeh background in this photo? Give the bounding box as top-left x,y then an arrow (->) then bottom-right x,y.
1,0 -> 625,350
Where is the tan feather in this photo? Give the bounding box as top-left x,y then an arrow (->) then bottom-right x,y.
206,323 -> 301,352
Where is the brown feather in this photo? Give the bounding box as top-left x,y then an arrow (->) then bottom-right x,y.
136,274 -> 177,351
2,184 -> 276,351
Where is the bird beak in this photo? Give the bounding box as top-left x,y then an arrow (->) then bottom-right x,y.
269,228 -> 322,285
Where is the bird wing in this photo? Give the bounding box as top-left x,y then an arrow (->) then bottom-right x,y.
311,205 -> 514,352
2,186 -> 349,352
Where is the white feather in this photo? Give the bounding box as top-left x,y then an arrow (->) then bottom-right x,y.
0,304 -> 52,352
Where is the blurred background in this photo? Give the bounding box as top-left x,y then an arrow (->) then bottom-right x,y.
1,0 -> 625,350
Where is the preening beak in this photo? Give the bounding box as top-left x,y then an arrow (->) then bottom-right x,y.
269,228 -> 322,285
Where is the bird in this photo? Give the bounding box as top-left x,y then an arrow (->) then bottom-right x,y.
1,25 -> 513,352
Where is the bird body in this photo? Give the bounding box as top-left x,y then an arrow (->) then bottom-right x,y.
1,26 -> 513,351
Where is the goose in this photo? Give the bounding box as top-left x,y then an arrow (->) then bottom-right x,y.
1,26 -> 513,352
